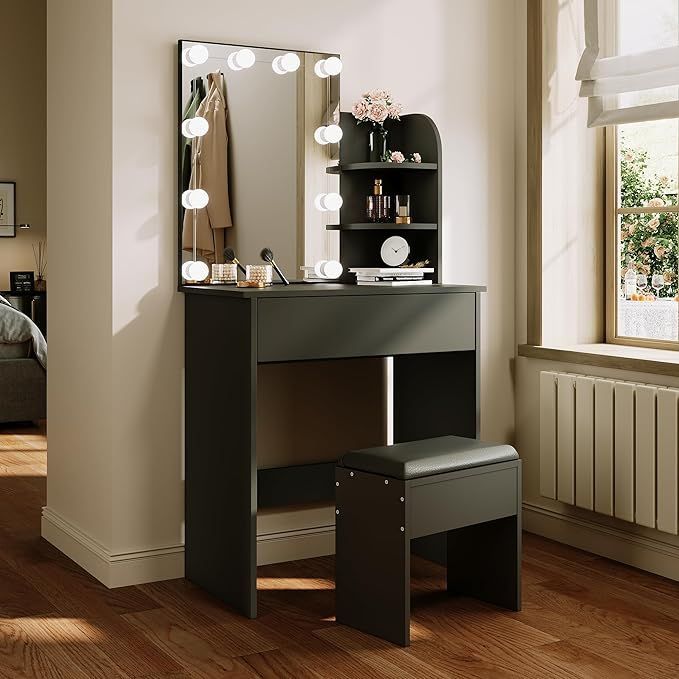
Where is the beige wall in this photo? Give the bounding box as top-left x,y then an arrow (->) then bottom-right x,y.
0,0 -> 46,290
47,0 -> 519,580
46,0 -> 114,547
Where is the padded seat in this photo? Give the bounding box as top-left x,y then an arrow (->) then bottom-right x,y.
340,435 -> 518,480
335,434 -> 521,646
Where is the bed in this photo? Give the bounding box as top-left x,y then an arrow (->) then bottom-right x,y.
0,296 -> 46,423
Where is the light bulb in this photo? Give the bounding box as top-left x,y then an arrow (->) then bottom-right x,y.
314,259 -> 343,279
182,260 -> 196,280
182,189 -> 209,209
181,116 -> 209,138
188,260 -> 210,281
182,44 -> 209,67
228,48 -> 256,70
314,56 -> 343,78
314,124 -> 343,145
272,52 -> 300,74
314,192 -> 343,212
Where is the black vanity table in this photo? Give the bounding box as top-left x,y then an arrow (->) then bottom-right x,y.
184,282 -> 484,618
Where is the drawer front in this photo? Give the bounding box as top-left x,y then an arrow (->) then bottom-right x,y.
257,292 -> 475,363
409,466 -> 519,539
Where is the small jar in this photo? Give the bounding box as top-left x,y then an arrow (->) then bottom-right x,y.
211,263 -> 238,284
245,264 -> 273,286
395,194 -> 411,224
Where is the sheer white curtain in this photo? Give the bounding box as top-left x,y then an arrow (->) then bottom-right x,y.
576,0 -> 679,127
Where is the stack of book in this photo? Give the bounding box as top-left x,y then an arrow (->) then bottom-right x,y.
349,267 -> 434,286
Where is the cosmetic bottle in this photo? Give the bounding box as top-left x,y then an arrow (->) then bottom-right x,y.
366,178 -> 391,223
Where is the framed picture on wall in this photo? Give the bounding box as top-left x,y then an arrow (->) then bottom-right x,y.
0,182 -> 16,238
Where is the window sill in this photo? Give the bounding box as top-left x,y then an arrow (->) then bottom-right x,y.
518,343 -> 679,378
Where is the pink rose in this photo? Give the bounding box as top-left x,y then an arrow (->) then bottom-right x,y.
412,152 -> 422,163
647,216 -> 660,231
647,197 -> 665,208
367,101 -> 388,123
369,89 -> 390,102
387,102 -> 403,119
352,99 -> 368,121
654,244 -> 666,259
390,151 -> 405,164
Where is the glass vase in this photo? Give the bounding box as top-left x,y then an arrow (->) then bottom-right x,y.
368,125 -> 387,162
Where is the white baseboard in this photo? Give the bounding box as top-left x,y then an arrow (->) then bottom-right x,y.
41,508 -> 185,588
42,505 -> 337,587
523,501 -> 679,581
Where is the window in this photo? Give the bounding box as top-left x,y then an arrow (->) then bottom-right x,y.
608,0 -> 679,348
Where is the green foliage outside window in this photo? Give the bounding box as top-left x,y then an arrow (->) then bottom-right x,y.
619,147 -> 678,297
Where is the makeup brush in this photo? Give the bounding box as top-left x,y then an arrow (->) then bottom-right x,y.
223,247 -> 246,275
260,247 -> 290,285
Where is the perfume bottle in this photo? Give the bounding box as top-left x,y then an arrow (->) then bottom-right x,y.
366,178 -> 392,223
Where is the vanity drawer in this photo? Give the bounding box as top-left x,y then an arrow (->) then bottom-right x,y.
256,292 -> 475,363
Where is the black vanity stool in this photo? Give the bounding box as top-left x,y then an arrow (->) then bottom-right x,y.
335,435 -> 521,646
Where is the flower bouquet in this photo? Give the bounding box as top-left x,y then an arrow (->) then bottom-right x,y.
352,90 -> 403,162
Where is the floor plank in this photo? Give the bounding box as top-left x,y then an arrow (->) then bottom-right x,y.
0,424 -> 678,678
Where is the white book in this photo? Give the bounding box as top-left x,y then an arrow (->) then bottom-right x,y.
349,267 -> 434,275
356,280 -> 433,287
355,275 -> 424,282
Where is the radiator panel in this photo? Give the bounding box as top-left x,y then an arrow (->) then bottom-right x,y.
540,371 -> 679,534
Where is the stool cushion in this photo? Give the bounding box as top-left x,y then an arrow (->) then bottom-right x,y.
339,435 -> 518,480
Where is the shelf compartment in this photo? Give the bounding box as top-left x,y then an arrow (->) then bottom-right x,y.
327,222 -> 437,231
327,161 -> 437,174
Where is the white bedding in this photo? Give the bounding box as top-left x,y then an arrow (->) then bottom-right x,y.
0,296 -> 47,369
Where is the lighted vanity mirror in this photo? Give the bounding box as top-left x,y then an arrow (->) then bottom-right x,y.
178,40 -> 341,285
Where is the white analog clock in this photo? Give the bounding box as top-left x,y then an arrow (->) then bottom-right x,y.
380,235 -> 410,267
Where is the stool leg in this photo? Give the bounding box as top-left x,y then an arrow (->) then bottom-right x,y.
446,514 -> 521,611
335,468 -> 410,646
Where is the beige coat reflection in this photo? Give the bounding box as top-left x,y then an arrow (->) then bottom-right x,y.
182,71 -> 233,263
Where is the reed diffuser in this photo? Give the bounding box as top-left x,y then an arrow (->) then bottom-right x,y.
33,241 -> 47,291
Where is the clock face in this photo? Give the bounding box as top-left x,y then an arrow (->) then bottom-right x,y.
380,235 -> 410,267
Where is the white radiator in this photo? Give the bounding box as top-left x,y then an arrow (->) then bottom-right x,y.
540,371 -> 679,534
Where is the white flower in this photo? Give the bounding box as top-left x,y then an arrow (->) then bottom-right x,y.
390,151 -> 405,163
412,152 -> 422,163
647,197 -> 666,208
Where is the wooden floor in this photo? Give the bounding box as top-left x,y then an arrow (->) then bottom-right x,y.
1,425 -> 679,678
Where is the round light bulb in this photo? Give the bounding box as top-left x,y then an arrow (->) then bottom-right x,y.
182,44 -> 209,67
281,52 -> 300,72
314,192 -> 343,212
315,259 -> 342,279
182,260 -> 196,280
181,188 -> 209,210
314,124 -> 343,145
188,260 -> 210,282
314,56 -> 343,78
272,52 -> 301,75
228,48 -> 255,70
181,116 -> 209,138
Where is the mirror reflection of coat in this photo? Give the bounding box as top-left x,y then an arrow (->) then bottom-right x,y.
182,71 -> 233,263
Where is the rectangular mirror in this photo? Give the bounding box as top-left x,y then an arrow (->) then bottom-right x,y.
178,40 -> 341,285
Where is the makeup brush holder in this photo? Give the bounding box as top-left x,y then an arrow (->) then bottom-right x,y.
245,264 -> 273,286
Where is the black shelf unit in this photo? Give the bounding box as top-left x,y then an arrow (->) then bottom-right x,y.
327,161 -> 437,173
334,112 -> 442,283
327,222 -> 436,231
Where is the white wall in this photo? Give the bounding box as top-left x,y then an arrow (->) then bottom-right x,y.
46,0 -> 519,583
0,0 -> 46,290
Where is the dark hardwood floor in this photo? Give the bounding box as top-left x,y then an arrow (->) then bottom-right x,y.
1,423 -> 679,677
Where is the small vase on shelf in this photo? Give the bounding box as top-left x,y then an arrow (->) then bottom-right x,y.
368,125 -> 388,162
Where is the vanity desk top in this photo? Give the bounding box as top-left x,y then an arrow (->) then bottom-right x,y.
181,283 -> 486,298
